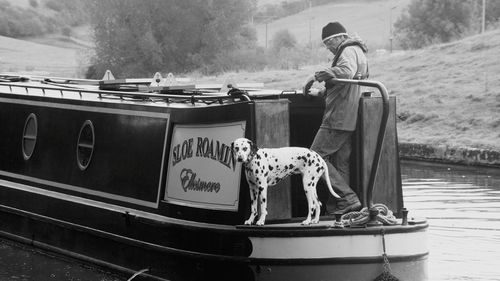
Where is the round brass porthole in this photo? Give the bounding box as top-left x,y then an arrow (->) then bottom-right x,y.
22,113 -> 38,160
77,120 -> 95,170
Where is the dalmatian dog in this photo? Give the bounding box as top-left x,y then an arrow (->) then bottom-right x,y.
231,137 -> 340,226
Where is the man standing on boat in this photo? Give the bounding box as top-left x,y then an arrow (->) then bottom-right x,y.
308,21 -> 368,215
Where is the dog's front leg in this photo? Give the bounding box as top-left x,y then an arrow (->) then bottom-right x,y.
255,184 -> 268,226
244,184 -> 259,225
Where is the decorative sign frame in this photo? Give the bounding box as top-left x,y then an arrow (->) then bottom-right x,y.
164,121 -> 246,211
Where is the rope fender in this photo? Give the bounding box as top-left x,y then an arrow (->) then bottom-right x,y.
333,203 -> 398,228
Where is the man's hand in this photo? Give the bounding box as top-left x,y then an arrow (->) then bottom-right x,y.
314,67 -> 335,82
308,88 -> 322,96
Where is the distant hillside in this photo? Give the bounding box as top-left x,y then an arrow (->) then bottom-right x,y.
0,35 -> 90,77
1,0 -> 89,38
196,28 -> 500,151
254,0 -> 410,50
4,0 -> 31,8
257,0 -> 282,7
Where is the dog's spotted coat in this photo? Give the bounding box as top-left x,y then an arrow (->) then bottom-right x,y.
231,138 -> 340,225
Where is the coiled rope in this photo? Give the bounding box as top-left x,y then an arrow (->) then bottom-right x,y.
333,203 -> 398,228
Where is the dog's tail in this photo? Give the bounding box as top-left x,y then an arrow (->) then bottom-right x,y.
320,157 -> 341,199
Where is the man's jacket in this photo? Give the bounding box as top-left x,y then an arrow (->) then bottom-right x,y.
319,37 -> 368,131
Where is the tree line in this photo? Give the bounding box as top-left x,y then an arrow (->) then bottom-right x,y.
0,0 -> 88,38
87,0 -> 257,78
394,0 -> 500,49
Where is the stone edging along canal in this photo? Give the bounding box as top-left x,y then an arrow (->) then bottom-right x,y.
399,142 -> 500,168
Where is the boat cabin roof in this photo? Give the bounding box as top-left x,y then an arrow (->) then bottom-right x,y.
0,73 -> 288,108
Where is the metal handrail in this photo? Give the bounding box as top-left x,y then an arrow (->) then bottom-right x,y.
0,82 -> 251,103
329,78 -> 390,209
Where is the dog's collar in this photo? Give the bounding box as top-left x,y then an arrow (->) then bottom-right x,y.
247,152 -> 256,163
246,149 -> 257,164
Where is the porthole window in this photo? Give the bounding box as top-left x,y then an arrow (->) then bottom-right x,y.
77,120 -> 95,170
22,113 -> 38,160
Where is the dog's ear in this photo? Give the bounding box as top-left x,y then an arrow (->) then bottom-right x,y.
230,141 -> 234,151
249,139 -> 258,154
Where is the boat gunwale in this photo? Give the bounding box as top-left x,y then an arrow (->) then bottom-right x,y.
0,192 -> 428,239
0,204 -> 429,265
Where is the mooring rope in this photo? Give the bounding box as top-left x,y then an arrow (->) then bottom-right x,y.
373,229 -> 400,281
127,268 -> 150,281
333,203 -> 398,228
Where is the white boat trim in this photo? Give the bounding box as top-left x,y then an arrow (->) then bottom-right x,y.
249,231 -> 428,259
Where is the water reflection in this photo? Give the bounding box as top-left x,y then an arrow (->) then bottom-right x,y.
0,238 -> 121,281
401,160 -> 500,281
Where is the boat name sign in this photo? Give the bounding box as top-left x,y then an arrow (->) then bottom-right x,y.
171,136 -> 237,171
165,121 -> 245,211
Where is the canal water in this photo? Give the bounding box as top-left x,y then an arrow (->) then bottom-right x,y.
0,239 -> 122,280
0,160 -> 499,280
401,160 -> 500,281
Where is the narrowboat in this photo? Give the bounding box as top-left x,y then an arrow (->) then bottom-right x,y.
0,72 -> 428,281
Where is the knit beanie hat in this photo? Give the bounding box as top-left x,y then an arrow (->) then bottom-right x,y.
322,22 -> 347,42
